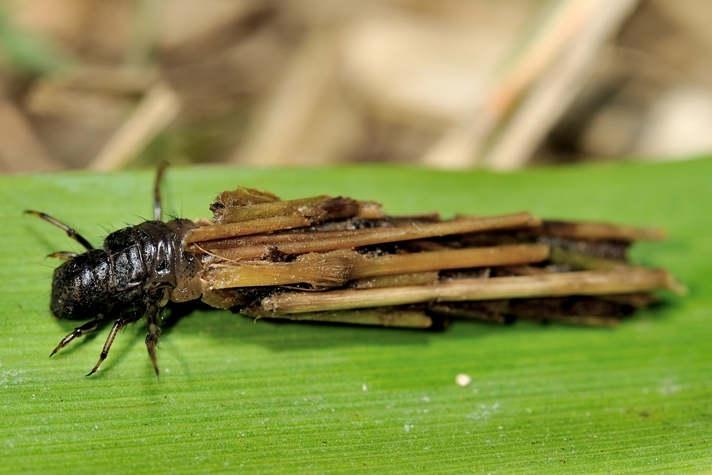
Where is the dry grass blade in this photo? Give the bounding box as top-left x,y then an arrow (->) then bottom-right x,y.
89,82 -> 181,171
205,244 -> 550,289
243,307 -> 433,328
188,212 -> 540,258
260,268 -> 676,314
541,220 -> 667,241
187,194 -> 385,242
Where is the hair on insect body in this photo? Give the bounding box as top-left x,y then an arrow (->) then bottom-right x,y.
26,164 -> 202,376
28,165 -> 682,377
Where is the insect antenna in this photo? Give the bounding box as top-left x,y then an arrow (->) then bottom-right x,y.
154,161 -> 169,221
25,210 -> 94,251
46,251 -> 78,260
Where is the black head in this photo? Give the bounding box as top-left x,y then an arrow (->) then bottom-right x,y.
51,250 -> 112,320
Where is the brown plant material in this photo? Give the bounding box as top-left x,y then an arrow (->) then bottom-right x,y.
186,185 -> 682,329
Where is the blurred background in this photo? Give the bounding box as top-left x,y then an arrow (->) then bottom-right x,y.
1,0 -> 712,174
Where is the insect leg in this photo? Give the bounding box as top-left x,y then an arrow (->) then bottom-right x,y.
86,312 -> 141,376
153,161 -> 169,221
25,210 -> 94,251
49,318 -> 104,357
144,303 -> 162,376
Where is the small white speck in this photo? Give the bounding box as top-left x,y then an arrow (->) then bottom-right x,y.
93,425 -> 98,430
164,368 -> 170,373
422,396 -> 430,403
362,384 -> 368,392
404,424 -> 412,433
424,446 -> 429,451
456,373 -> 472,387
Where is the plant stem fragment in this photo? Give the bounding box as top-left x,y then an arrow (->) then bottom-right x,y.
184,186 -> 682,328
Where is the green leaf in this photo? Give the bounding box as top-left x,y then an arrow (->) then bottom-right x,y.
1,159 -> 710,474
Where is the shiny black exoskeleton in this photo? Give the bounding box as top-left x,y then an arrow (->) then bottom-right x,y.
27,165 -> 202,376
51,220 -> 198,321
